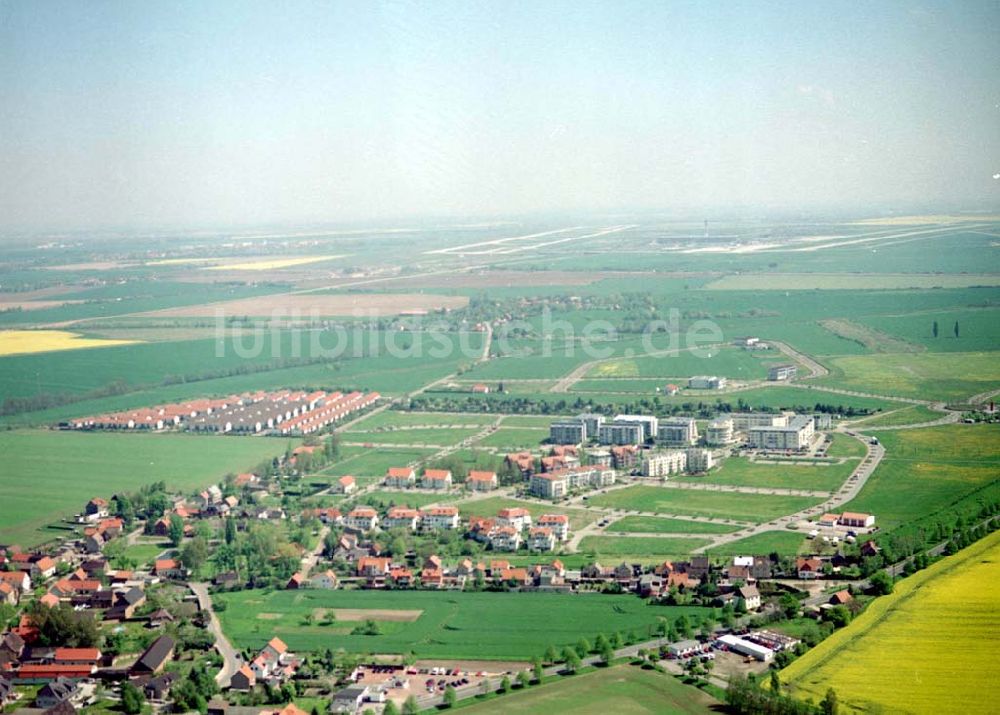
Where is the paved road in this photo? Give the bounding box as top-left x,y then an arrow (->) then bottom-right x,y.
190,582 -> 241,688
770,340 -> 828,379
691,431 -> 884,553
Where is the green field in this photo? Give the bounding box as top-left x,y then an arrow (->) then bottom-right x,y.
588,485 -> 822,524
817,351 -> 1000,402
588,347 -> 776,380
214,589 -> 711,660
703,531 -> 806,558
313,447 -> 435,480
576,535 -> 713,561
0,430 -> 289,546
677,456 -> 856,493
341,426 -> 483,447
347,410 -> 497,430
823,433 -> 868,458
605,516 -> 740,535
838,424 -> 1000,531
360,490 -> 461,509
474,427 -> 548,450
847,404 -> 945,429
459,665 -> 717,714
859,308 -> 1000,353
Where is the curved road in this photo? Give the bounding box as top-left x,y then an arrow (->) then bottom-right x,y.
190,582 -> 241,688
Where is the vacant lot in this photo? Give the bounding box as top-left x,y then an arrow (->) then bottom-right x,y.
703,531 -> 806,558
460,665 -> 717,714
347,411 -> 496,430
781,530 -> 1000,713
588,485 -> 822,524
144,293 -> 469,318
474,427 -> 547,450
0,430 -> 287,546
0,330 -> 139,357
838,424 -> 1000,531
606,516 -> 739,535
215,589 -> 710,660
678,457 -> 856,493
341,426 -> 482,447
577,535 -> 714,561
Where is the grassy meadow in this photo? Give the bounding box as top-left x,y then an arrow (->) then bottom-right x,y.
0,429 -> 289,546
458,664 -> 718,714
215,589 -> 711,660
587,485 -> 823,524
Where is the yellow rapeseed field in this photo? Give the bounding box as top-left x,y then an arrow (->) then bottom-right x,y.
591,359 -> 639,377
0,330 -> 140,357
204,255 -> 344,271
781,529 -> 1000,713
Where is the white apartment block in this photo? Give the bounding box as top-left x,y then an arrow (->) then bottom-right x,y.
748,414 -> 815,450
686,448 -> 714,472
657,417 -> 699,445
641,450 -> 688,478
420,507 -> 460,530
537,514 -> 570,541
706,418 -> 735,445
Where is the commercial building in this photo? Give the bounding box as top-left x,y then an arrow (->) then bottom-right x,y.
656,417 -> 699,445
688,376 -> 726,389
748,414 -> 815,450
716,634 -> 773,662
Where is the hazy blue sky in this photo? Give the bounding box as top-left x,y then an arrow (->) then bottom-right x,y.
1,0 -> 998,230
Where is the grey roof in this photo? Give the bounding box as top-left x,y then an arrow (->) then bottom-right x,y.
132,634 -> 175,673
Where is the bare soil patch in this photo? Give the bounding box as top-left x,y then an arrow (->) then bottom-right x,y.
317,608 -> 424,622
256,613 -> 283,620
820,319 -> 923,353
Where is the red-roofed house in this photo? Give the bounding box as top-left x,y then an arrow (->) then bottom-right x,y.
344,507 -> 379,532
796,557 -> 824,580
467,470 -> 498,492
839,512 -> 875,528
31,557 -> 57,580
230,664 -> 256,691
537,514 -> 569,541
421,469 -> 453,490
384,467 -> 416,489
54,648 -> 101,666
496,507 -> 532,531
419,507 -> 459,531
356,557 -> 392,578
335,476 -> 357,495
153,560 -> 183,579
0,572 -> 31,593
382,507 -> 420,531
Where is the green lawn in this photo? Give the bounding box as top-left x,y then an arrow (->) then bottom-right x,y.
0,430 -> 290,546
703,531 -> 807,558
605,516 -> 739,535
474,427 -> 548,450
214,589 -> 711,660
347,411 -> 496,430
458,665 -> 718,714
824,433 -> 868,458
341,427 -> 483,447
839,424 -> 1000,531
587,485 -> 822,524
849,404 -> 945,429
359,490 -> 461,509
576,535 -> 713,561
313,447 -> 435,480
677,456 -> 856,493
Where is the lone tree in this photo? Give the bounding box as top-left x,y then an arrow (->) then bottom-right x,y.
562,647 -> 581,673
954,321 -> 960,338
402,696 -> 419,715
933,320 -> 939,338
770,669 -> 781,694
443,686 -> 457,708
821,687 -> 840,715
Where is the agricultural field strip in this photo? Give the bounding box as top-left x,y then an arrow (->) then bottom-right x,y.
780,529 -> 1000,712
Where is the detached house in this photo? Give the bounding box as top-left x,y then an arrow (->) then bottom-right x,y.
796,557 -> 824,580
528,527 -> 556,552
467,470 -> 497,492
382,507 -> 420,531
420,507 -> 459,531
344,507 -> 379,532
421,469 -> 452,490
384,467 -> 416,489
496,507 -> 532,531
335,476 -> 356,495
537,514 -> 569,541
